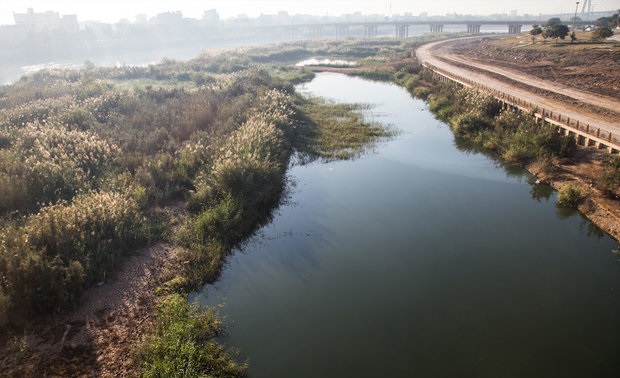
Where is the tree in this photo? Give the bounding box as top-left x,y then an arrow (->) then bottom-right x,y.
546,24 -> 569,43
599,155 -> 620,196
595,14 -> 619,29
530,25 -> 542,43
541,18 -> 569,44
591,27 -> 614,41
595,16 -> 611,28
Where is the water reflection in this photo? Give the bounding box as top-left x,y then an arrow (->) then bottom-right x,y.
295,58 -> 357,67
197,73 -> 620,378
530,181 -> 554,201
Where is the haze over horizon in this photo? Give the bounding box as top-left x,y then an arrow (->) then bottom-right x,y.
1,0 -> 618,26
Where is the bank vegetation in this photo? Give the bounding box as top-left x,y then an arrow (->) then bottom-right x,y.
4,34 -> 616,376
0,44 -> 391,376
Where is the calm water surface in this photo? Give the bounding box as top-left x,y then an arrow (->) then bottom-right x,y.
194,73 -> 620,377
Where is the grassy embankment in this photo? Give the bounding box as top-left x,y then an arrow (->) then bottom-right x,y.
330,41 -> 620,210
0,45 -> 391,376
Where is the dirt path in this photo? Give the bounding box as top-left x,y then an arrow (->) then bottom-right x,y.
441,52 -> 619,113
1,243 -> 178,377
416,37 -> 620,135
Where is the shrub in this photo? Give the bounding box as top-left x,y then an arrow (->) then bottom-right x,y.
140,294 -> 246,378
413,87 -> 430,100
0,287 -> 9,328
557,184 -> 584,208
599,155 -> 620,197
452,113 -> 491,137
350,69 -> 394,82
591,27 -> 614,41
460,89 -> 502,119
0,122 -> 120,213
428,94 -> 456,121
502,129 -> 538,163
194,194 -> 243,247
0,189 -> 150,317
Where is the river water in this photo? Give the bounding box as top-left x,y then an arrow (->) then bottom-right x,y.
194,73 -> 620,377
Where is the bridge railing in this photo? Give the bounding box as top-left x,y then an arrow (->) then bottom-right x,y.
422,62 -> 620,153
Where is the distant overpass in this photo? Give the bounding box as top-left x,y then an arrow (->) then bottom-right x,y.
263,20 -> 594,39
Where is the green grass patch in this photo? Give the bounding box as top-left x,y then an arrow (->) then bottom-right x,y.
296,96 -> 394,160
140,294 -> 246,378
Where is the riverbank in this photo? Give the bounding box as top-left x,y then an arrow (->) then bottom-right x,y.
416,35 -> 620,242
0,45 -> 393,375
192,70 -> 620,378
2,35 -> 618,376
527,149 -> 620,241
315,35 -> 620,242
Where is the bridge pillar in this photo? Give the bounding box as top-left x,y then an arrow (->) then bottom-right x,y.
508,24 -> 523,34
396,24 -> 409,38
364,24 -> 378,38
309,25 -> 322,39
430,24 -> 444,33
467,24 -> 481,34
287,26 -> 299,40
336,25 -> 349,39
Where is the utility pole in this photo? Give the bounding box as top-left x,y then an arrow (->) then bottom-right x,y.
573,1 -> 580,32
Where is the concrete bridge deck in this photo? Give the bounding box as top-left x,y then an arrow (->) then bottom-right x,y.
275,19 -> 594,38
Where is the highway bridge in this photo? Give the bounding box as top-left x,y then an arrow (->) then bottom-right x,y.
273,19 -> 595,39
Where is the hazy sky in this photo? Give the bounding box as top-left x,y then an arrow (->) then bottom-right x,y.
1,0 -> 617,25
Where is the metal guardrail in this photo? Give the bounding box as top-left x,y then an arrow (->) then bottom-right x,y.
423,62 -> 620,153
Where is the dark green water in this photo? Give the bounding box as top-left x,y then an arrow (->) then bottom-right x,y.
193,73 -> 620,377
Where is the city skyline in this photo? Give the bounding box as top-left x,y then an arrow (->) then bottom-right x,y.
1,0 -> 618,26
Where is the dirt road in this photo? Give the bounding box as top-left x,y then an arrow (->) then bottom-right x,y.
416,37 -> 620,136
0,242 -> 178,377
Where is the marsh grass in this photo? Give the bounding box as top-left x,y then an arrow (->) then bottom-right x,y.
423,83 -> 576,165
0,39 -> 405,376
295,96 -> 393,161
140,294 -> 247,378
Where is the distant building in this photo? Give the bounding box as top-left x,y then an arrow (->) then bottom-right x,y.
135,14 -> 148,24
13,8 -> 78,33
202,9 -> 220,24
153,11 -> 185,26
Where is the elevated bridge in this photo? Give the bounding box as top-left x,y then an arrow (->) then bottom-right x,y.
275,20 -> 593,39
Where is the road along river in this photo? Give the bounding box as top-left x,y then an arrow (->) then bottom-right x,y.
193,73 -> 620,378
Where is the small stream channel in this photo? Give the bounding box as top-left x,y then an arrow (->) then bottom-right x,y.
193,72 -> 620,377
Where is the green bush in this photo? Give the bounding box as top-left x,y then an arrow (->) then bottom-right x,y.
422,84 -> 576,166
502,129 -> 539,162
428,94 -> 456,121
557,184 -> 583,208
140,294 -> 246,378
194,194 -> 243,247
452,113 -> 491,137
413,87 -> 430,100
599,155 -> 620,196
350,69 -> 394,82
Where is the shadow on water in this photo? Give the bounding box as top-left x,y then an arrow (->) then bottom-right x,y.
197,73 -> 620,378
454,133 -> 558,203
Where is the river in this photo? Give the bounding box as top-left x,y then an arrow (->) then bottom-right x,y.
193,73 -> 620,377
